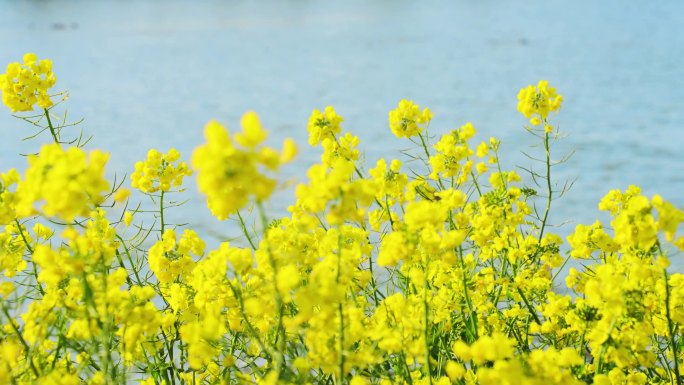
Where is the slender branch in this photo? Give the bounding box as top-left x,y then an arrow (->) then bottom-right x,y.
43,108 -> 59,144
159,190 -> 165,235
664,270 -> 681,383
538,130 -> 552,241
1,302 -> 40,377
236,210 -> 257,250
14,219 -> 45,296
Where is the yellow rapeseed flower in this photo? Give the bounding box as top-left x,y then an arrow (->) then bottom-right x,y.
308,106 -> 343,146
0,53 -> 57,112
131,148 -> 192,193
15,144 -> 110,221
388,99 -> 433,138
517,80 -> 562,121
193,116 -> 291,220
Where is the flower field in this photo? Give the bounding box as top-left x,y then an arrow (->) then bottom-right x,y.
1,53 -> 684,385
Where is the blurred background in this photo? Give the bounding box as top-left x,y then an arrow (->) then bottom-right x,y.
0,0 -> 682,254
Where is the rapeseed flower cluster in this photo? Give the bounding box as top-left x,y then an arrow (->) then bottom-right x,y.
307,106 -> 343,146
517,80 -> 563,121
517,80 -> 563,132
1,53 -> 684,385
0,53 -> 56,112
192,113 -> 297,220
0,169 -> 21,224
388,99 -> 433,138
131,148 -> 192,194
15,144 -> 110,222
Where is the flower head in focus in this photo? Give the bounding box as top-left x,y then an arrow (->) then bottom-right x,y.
307,106 -> 343,146
517,80 -> 562,125
388,99 -> 433,138
0,53 -> 57,112
131,148 -> 192,194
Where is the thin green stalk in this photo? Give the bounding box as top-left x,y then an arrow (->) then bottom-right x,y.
367,248 -> 381,306
384,195 -> 395,230
256,202 -> 286,379
43,108 -> 59,143
457,248 -> 478,341
115,249 -> 135,287
551,254 -> 571,282
0,302 -> 40,377
664,270 -> 681,383
469,171 -> 483,197
14,219 -> 45,296
401,352 -> 414,385
159,329 -> 178,385
418,133 -> 448,192
336,234 -> 346,385
159,190 -> 165,235
517,288 -> 541,325
338,302 -> 346,385
13,219 -> 34,254
423,273 -> 433,384
418,133 -> 432,163
538,130 -> 552,241
226,280 -> 272,360
115,235 -> 143,285
236,210 -> 257,250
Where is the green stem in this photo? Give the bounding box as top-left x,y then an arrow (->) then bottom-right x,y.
43,108 -> 59,143
418,133 -> 432,163
383,195 -> 395,230
115,249 -> 135,287
595,318 -> 617,374
664,270 -> 681,383
226,281 -> 272,360
115,234 -> 143,285
538,130 -> 552,241
457,248 -> 478,341
256,202 -> 286,379
236,210 -> 257,250
470,171 -> 483,197
13,219 -> 33,254
367,249 -> 381,307
14,219 -> 45,296
338,303 -> 346,384
423,272 -> 433,384
159,190 -> 165,235
551,254 -> 571,282
160,329 -> 178,385
0,302 -> 40,378
401,352 -> 414,385
517,288 -> 541,325
334,232 -> 348,384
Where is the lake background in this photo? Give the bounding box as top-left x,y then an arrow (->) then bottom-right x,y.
1,0 -> 683,264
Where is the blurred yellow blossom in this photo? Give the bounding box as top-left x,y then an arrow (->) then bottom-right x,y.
15,144 -> 110,221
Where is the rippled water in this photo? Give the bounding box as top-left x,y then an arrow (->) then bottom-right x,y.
1,0 -> 683,255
